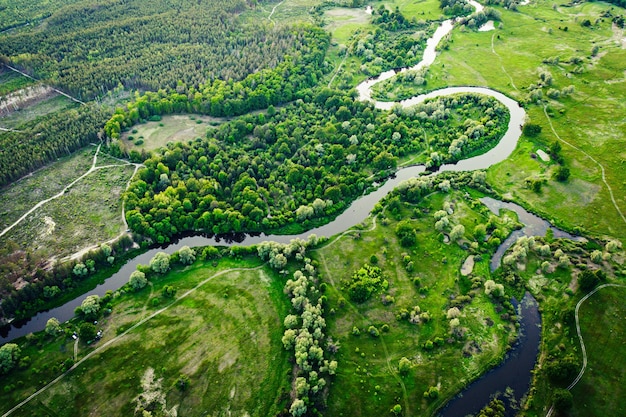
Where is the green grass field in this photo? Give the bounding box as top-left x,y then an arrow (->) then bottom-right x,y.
0,146 -> 135,259
121,114 -> 221,152
570,285 -> 626,417
366,0 -> 626,241
0,94 -> 78,130
314,190 -> 517,416
0,147 -> 96,232
1,257 -> 292,417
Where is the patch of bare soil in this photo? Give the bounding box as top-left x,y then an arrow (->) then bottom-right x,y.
0,85 -> 56,116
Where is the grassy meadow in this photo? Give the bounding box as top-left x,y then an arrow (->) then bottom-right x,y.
0,146 -> 135,259
313,189 -> 519,416
121,114 -> 221,153
368,0 -> 626,241
1,256 -> 292,417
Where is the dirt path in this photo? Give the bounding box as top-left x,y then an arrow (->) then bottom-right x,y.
545,283 -> 626,417
267,0 -> 285,26
491,33 -> 519,91
1,264 -> 266,417
73,338 -> 78,362
542,105 -> 626,226
2,64 -> 86,105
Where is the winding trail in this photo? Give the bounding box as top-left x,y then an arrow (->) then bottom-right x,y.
267,0 -> 285,26
491,32 -> 518,91
0,142 -> 144,263
542,105 -> 626,226
1,264 -> 265,417
545,283 -> 626,417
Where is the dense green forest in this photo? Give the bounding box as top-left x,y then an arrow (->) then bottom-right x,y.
0,0 -> 321,99
120,90 -> 508,243
0,105 -> 111,186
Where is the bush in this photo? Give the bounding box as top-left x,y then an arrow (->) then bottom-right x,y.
129,270 -> 148,291
368,326 -> 380,337
553,388 -> 573,411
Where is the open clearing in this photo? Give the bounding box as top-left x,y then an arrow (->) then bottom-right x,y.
569,286 -> 626,417
121,114 -> 221,152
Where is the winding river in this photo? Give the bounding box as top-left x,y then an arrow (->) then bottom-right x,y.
1,2 -> 546,417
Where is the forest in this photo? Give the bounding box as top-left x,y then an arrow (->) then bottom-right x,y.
0,0 -> 321,100
119,90 -> 508,243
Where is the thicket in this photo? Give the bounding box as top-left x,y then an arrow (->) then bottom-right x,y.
0,0 -> 321,100
0,237 -> 134,323
0,105 -> 111,186
119,91 -> 508,244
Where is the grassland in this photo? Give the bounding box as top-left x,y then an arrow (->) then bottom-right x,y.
367,0 -> 626,241
0,256 -> 292,416
121,114 -> 221,152
0,145 -> 138,261
570,285 -> 626,417
1,164 -> 134,259
314,189 -> 518,416
0,94 -> 77,130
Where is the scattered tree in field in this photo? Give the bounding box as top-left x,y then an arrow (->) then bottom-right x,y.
46,317 -> 61,336
398,357 -> 412,375
474,224 -> 487,241
523,123 -> 542,137
79,322 -> 97,341
553,165 -> 570,182
545,355 -> 578,383
450,224 -> 465,241
345,264 -> 386,303
0,343 -> 21,375
368,326 -> 380,337
395,221 -> 417,247
177,246 -> 196,265
150,252 -> 170,274
79,295 -> 101,320
423,386 -> 439,399
391,404 -> 403,415
553,388 -> 573,411
446,307 -> 461,319
290,398 -> 307,417
590,250 -> 603,263
162,285 -> 176,298
129,270 -> 148,291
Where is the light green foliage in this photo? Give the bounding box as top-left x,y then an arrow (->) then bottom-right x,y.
73,262 -> 88,277
345,264 -> 386,303
149,252 -> 170,274
450,224 -> 465,241
398,357 -> 411,375
80,295 -> 101,320
484,280 -> 504,297
129,270 -> 148,291
45,317 -> 61,336
177,246 -> 196,265
0,344 -> 21,375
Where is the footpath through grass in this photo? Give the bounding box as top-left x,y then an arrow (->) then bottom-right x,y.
315,189 -> 517,416
369,0 -> 626,240
0,257 -> 292,417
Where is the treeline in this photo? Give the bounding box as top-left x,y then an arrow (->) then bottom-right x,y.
0,0 -> 319,99
0,105 -> 111,186
118,89 -> 509,244
103,26 -> 329,138
0,237 -> 134,323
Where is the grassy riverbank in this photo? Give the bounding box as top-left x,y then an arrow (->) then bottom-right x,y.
314,188 -> 519,416
0,256 -> 292,416
369,0 -> 626,241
